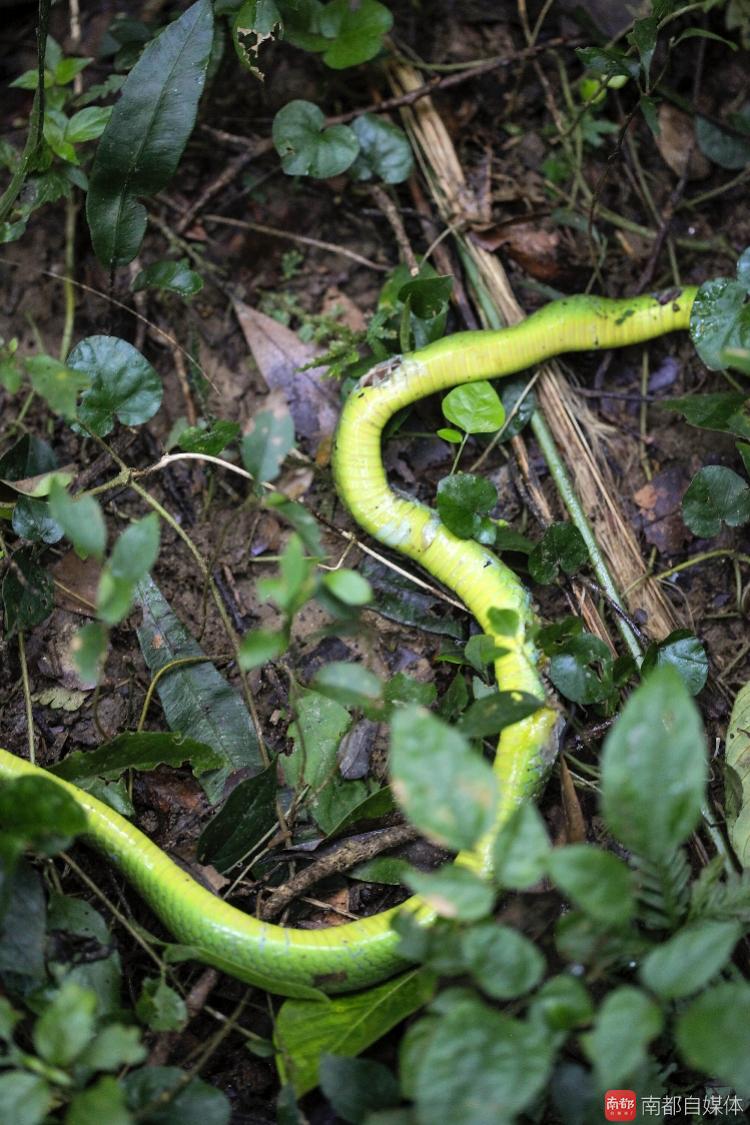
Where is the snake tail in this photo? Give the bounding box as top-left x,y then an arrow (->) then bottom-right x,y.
0,287 -> 696,997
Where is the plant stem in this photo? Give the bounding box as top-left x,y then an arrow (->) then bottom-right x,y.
0,0 -> 51,224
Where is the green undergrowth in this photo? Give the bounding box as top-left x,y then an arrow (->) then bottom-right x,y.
2,0 -> 750,1122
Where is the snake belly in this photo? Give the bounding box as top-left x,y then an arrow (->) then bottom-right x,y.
0,288 -> 697,998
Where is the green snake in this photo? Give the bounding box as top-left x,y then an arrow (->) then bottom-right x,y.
0,287 -> 697,998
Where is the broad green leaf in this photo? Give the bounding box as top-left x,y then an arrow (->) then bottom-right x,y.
317,0 -> 392,68
272,100 -> 359,178
398,276 -> 453,320
547,844 -> 635,925
690,259 -> 750,371
48,478 -> 106,559
123,1065 -> 231,1125
529,522 -> 588,584
695,115 -> 750,170
172,418 -> 239,456
86,0 -> 214,266
628,15 -> 658,80
196,763 -> 277,872
463,633 -> 507,672
390,706 -> 496,851
34,982 -> 97,1067
312,662 -> 383,709
405,865 -> 494,922
323,569 -> 372,606
50,731 -> 223,784
319,1056 -> 400,1124
548,633 -> 614,706
285,690 -> 351,792
441,381 -> 505,434
69,336 -> 162,437
498,376 -> 536,440
682,465 -> 750,537
662,391 -> 750,439
641,629 -> 708,695
530,975 -> 593,1032
11,496 -> 62,544
0,1073 -> 50,1125
640,919 -> 741,999
98,513 -> 160,624
78,1023 -> 145,1071
600,667 -> 707,860
241,405 -> 295,483
580,986 -> 662,1089
24,354 -> 89,418
413,997 -> 554,1125
492,802 -> 551,889
0,863 -> 47,980
458,689 -> 543,738
275,970 -> 435,1096
136,977 -> 187,1032
725,681 -> 750,866
461,921 -> 545,999
0,776 -> 87,855
131,258 -> 203,296
436,473 -> 496,542
66,105 -> 112,144
675,980 -> 750,1093
238,627 -> 288,670
1,548 -> 54,631
349,115 -> 413,184
65,1076 -> 131,1125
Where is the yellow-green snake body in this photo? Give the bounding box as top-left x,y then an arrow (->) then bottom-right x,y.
0,288 -> 697,998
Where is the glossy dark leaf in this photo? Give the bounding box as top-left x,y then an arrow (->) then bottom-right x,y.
197,764 -> 277,872
682,465 -> 750,537
69,335 -> 162,437
436,472 -> 496,541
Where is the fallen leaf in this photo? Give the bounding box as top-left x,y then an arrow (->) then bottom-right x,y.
633,465 -> 692,554
655,104 -> 711,181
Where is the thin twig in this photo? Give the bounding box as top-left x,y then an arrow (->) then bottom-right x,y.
203,214 -> 389,272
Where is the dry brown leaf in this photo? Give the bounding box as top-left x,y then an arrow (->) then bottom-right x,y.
51,551 -> 100,616
655,104 -> 712,180
232,298 -> 339,451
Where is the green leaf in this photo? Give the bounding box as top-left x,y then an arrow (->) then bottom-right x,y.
323,569 -> 372,606
11,496 -> 63,544
317,0 -> 392,69
66,105 -> 112,144
725,681 -> 750,867
580,986 -> 662,1089
274,969 -> 435,1096
48,479 -> 106,559
405,865 -> 494,922
238,627 -> 288,670
441,381 -> 505,434
529,522 -> 588,585
136,977 -> 187,1032
628,15 -> 658,81
690,268 -> 750,372
349,115 -> 413,184
131,259 -> 203,296
530,975 -> 593,1033
436,473 -> 496,541
241,405 -> 295,484
548,633 -> 614,706
497,377 -> 536,440
696,115 -> 750,170
547,844 -> 635,925
86,0 -> 214,267
69,336 -> 162,437
398,275 -> 453,321
134,578 -> 262,800
34,982 -> 97,1067
98,513 -> 160,624
72,622 -> 109,684
0,1073 -> 50,1125
24,354 -> 89,419
600,667 -> 707,861
2,548 -> 54,632
312,662 -> 383,709
79,1023 -> 145,1071
458,690 -> 543,738
319,1056 -> 400,1124
675,980 -> 750,1093
641,629 -> 708,695
196,763 -> 277,872
461,921 -> 545,998
492,802 -> 551,889
390,706 -> 496,851
682,465 -> 750,537
0,862 -> 47,980
231,0 -> 283,79
437,427 -> 462,444
51,731 -> 222,784
272,100 -> 359,178
0,775 -> 87,854
65,1076 -> 132,1125
173,419 -> 240,456
662,391 -> 750,440
640,919 -> 741,999
123,1066 -> 230,1125
413,997 -> 554,1125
